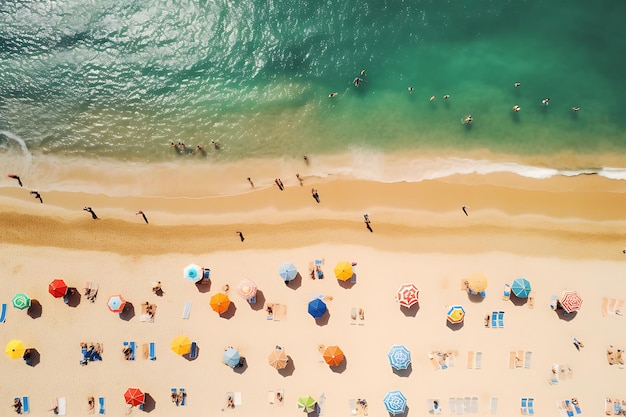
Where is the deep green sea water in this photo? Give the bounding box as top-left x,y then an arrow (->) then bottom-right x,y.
1,0 -> 625,170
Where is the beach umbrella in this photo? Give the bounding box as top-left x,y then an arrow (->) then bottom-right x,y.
323,345 -> 345,367
223,346 -> 240,367
333,261 -> 353,281
124,387 -> 145,407
467,273 -> 488,294
308,298 -> 327,318
559,290 -> 583,313
48,279 -> 68,298
12,293 -> 31,310
268,347 -> 288,369
387,345 -> 411,370
171,335 -> 192,355
446,305 -> 466,323
210,292 -> 231,314
383,390 -> 407,415
278,262 -> 298,281
237,279 -> 257,300
6,340 -> 26,359
183,263 -> 202,283
396,283 -> 419,308
106,294 -> 126,313
297,396 -> 317,413
511,277 -> 532,298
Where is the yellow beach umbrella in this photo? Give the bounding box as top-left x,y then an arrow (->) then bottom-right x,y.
6,340 -> 26,359
171,335 -> 192,355
466,273 -> 488,293
333,262 -> 353,281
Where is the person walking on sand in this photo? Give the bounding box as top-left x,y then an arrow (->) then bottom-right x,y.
296,173 -> 303,186
364,213 -> 373,232
83,206 -> 99,220
275,178 -> 284,191
303,155 -> 309,164
247,177 -> 254,188
462,205 -> 469,216
136,210 -> 149,224
236,231 -> 245,242
311,188 -> 320,203
7,174 -> 22,187
30,190 -> 43,203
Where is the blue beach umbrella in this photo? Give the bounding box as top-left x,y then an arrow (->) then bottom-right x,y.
278,262 -> 298,281
223,346 -> 241,368
183,264 -> 202,283
511,277 -> 532,298
383,390 -> 407,415
12,293 -> 31,310
388,345 -> 411,370
307,298 -> 327,318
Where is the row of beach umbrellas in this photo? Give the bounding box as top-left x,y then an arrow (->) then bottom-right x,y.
298,390 -> 407,415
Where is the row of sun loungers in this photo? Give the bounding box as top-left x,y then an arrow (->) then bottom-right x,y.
171,388 -> 187,406
509,350 -> 532,369
448,397 -> 479,414
484,311 -> 505,328
14,397 -> 104,415
606,398 -> 626,416
602,297 -> 624,317
466,351 -> 482,369
557,398 -> 582,416
520,397 -> 535,415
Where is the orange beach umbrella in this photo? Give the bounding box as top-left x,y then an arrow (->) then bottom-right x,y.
323,345 -> 344,367
210,293 -> 231,314
268,347 -> 288,369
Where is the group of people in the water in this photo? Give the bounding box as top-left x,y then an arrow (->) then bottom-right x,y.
170,140 -> 220,156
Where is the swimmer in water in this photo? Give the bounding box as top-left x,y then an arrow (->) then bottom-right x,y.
328,92 -> 338,98
512,105 -> 521,112
353,77 -> 363,87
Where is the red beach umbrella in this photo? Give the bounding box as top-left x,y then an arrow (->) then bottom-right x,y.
559,290 -> 582,313
396,283 -> 419,308
124,387 -> 145,407
48,279 -> 68,298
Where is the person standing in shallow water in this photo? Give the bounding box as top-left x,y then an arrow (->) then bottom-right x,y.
236,231 -> 245,242
136,210 -> 149,224
311,188 -> 320,203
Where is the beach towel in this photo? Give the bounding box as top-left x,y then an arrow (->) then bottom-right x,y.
22,396 -> 29,414
98,397 -> 105,414
149,342 -> 156,360
0,303 -> 7,323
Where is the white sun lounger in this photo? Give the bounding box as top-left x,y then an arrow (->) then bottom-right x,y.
475,352 -> 482,369
349,399 -> 357,415
449,398 -> 456,414
524,351 -> 532,369
470,397 -> 478,413
490,397 -> 498,414
456,397 -> 465,415
182,301 -> 191,319
233,392 -> 242,407
57,397 -> 67,416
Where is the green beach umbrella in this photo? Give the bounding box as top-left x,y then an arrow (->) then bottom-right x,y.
297,396 -> 317,413
12,293 -> 31,310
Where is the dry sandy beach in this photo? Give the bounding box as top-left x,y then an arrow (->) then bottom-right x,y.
1,157 -> 626,416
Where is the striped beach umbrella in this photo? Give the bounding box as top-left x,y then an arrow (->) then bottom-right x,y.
12,293 -> 31,310
183,264 -> 202,283
171,335 -> 192,355
124,387 -> 145,407
48,279 -> 68,298
447,305 -> 466,323
559,290 -> 582,313
396,283 -> 419,308
323,345 -> 344,367
297,396 -> 317,413
388,345 -> 411,370
383,390 -> 407,415
237,279 -> 257,300
106,294 -> 126,313
308,298 -> 327,318
6,340 -> 26,359
511,278 -> 532,298
223,346 -> 240,368
278,262 -> 298,281
333,261 -> 353,281
268,347 -> 288,370
210,293 -> 231,314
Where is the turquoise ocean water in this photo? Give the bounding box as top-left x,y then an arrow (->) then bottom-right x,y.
1,0 -> 625,176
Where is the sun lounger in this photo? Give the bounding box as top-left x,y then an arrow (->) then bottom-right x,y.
491,312 -> 498,328
608,298 -> 617,314
605,398 -> 613,415
350,307 -> 357,325
142,343 -> 149,359
614,399 -> 623,415
471,397 -> 479,413
0,303 -> 7,323
516,350 -> 524,368
475,352 -> 482,369
182,301 -> 191,319
524,351 -> 532,369
464,397 -> 471,414
180,388 -> 187,406
502,284 -> 511,301
201,268 -> 210,283
521,398 -> 528,415
456,397 -> 464,415
527,398 -> 534,415
98,397 -> 105,414
248,295 -> 256,304
149,342 -> 156,360
427,399 -> 442,414
190,342 -> 198,359
172,388 -> 178,406
357,308 -> 365,325
509,351 -> 516,369
234,392 -> 242,407
467,351 -> 474,368
318,393 -> 326,416
497,311 -> 505,328
58,397 -> 67,416
22,396 -> 29,414
616,299 -> 624,315
490,397 -> 498,415
571,398 -> 581,415
563,400 -> 574,417
550,295 -> 558,311
429,354 -> 441,370
449,398 -> 456,414
601,297 -> 609,317
123,341 -> 135,361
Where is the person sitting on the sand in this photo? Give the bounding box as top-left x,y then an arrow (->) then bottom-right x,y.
123,346 -> 132,360
13,397 -> 22,414
88,396 -> 95,412
227,395 -> 235,408
171,391 -> 178,404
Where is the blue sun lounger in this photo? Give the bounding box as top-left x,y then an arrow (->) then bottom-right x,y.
172,388 -> 178,406
521,398 -> 528,415
564,400 -> 574,417
22,396 -> 30,414
0,303 -> 7,323
149,342 -> 156,360
497,311 -> 505,328
190,342 -> 198,359
180,388 -> 187,406
123,342 -> 135,361
491,311 -> 498,328
527,398 -> 534,415
98,397 -> 105,414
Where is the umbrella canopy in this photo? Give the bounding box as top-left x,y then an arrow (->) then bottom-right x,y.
323,345 -> 345,366
237,279 -> 257,300
447,305 -> 466,323
124,387 -> 145,407
383,390 -> 407,415
511,278 -> 532,298
171,335 -> 192,355
388,345 -> 411,370
6,340 -> 26,359
48,279 -> 68,298
223,346 -> 240,367
183,263 -> 202,283
560,290 -> 583,313
107,294 -> 126,313
278,262 -> 298,281
210,293 -> 231,314
297,396 -> 317,413
12,293 -> 31,310
308,298 -> 327,318
333,261 -> 353,281
396,283 -> 419,308
467,273 -> 488,293
268,348 -> 288,369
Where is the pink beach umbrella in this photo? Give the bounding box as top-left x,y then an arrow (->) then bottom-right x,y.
237,279 -> 257,300
396,283 -> 419,308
